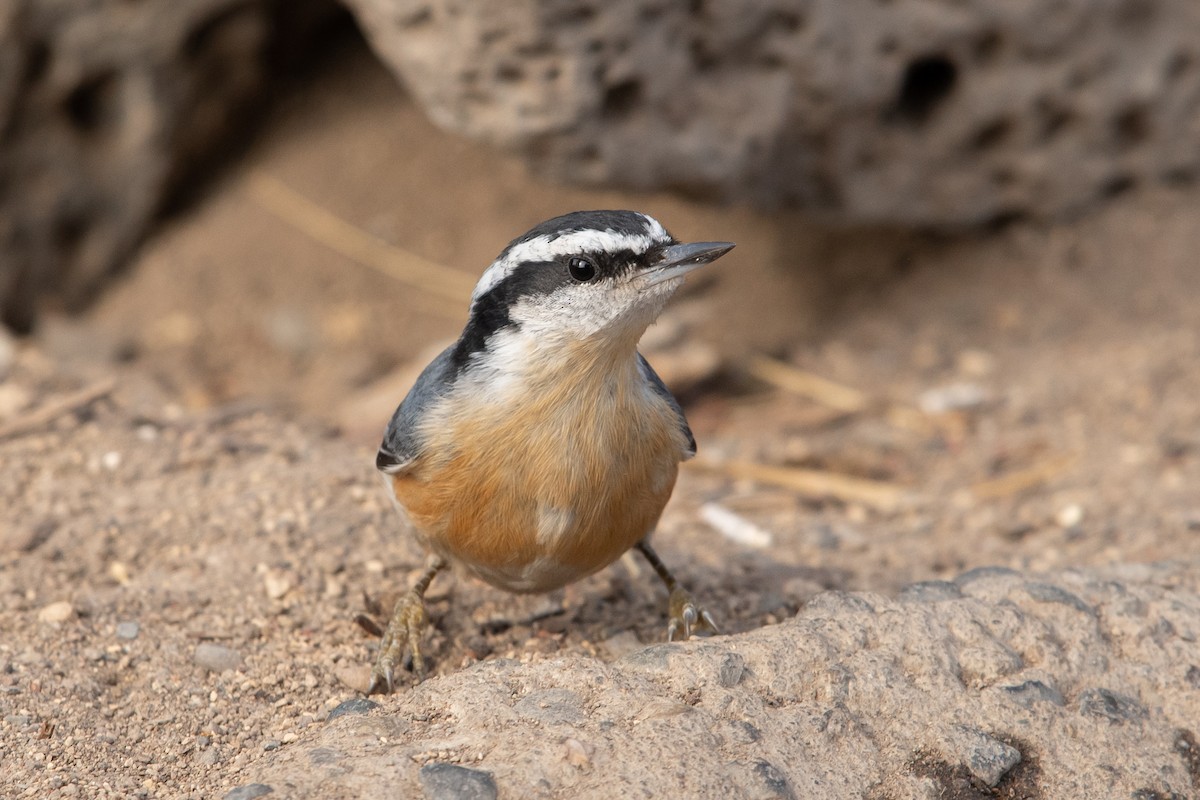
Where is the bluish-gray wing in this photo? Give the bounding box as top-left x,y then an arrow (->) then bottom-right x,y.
376,345 -> 458,474
637,352 -> 696,460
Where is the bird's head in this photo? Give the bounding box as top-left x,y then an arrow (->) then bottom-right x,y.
457,211 -> 733,366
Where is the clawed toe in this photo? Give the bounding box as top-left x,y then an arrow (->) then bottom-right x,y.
367,590 -> 430,695
667,587 -> 719,642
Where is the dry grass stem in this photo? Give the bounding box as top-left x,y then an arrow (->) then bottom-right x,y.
748,355 -> 869,414
692,456 -> 907,511
0,378 -> 116,441
971,454 -> 1077,500
246,173 -> 474,317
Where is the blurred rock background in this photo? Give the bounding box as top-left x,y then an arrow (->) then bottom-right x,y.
3,0 -> 1199,330
0,0 -> 339,332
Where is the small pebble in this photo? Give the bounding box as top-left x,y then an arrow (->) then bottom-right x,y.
419,763 -> 497,800
262,739 -> 281,751
1055,504 -> 1084,528
918,382 -> 989,414
263,570 -> 293,600
562,738 -> 591,768
223,784 -> 273,800
941,726 -> 1022,787
601,630 -> 644,659
262,307 -> 316,356
1078,687 -> 1148,724
956,349 -> 995,377
327,698 -> 380,721
115,621 -> 140,640
700,503 -> 772,549
193,643 -> 244,673
108,561 -> 132,586
1000,679 -> 1065,707
752,760 -> 795,799
38,601 -> 74,624
0,383 -> 31,419
333,665 -> 372,694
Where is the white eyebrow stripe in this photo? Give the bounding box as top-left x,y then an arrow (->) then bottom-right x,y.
471,216 -> 669,303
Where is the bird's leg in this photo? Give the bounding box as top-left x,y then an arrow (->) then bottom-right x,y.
367,555 -> 447,695
635,540 -> 719,641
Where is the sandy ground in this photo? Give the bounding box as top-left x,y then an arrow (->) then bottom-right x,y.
2,40 -> 1199,798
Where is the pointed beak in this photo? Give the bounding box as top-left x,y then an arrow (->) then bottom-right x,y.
642,241 -> 736,287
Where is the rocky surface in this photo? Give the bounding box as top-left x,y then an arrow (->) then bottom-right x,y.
5,46 -> 1200,798
345,0 -> 1200,226
254,562 -> 1200,799
4,317 -> 1199,796
0,0 -> 337,332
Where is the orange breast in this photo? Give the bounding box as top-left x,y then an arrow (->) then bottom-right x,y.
390,353 -> 686,593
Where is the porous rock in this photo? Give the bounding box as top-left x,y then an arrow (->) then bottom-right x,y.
0,0 -> 337,331
345,0 -> 1200,226
252,561 -> 1200,799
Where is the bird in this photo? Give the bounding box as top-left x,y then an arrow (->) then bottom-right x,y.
369,209 -> 735,694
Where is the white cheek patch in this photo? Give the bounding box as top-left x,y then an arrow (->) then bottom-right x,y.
454,325 -> 533,396
506,285 -> 620,340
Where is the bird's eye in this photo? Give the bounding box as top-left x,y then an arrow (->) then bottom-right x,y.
568,256 -> 597,282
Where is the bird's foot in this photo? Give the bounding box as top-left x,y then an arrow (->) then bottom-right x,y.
367,589 -> 431,695
666,586 -> 720,642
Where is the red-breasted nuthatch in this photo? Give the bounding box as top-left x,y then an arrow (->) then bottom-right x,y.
370,210 -> 735,694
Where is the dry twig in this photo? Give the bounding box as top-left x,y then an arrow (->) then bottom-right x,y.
971,454 -> 1077,500
747,355 -> 870,414
692,456 -> 907,512
0,378 -> 116,442
246,173 -> 474,318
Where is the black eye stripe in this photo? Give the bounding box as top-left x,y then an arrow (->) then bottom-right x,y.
568,248 -> 638,280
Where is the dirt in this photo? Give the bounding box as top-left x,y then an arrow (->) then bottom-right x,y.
2,39 -> 1199,799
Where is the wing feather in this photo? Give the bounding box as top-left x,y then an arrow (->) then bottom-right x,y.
637,352 -> 696,460
376,346 -> 458,474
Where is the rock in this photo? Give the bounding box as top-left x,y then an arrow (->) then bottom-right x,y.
344,0 -> 1200,227
0,0 -> 339,332
326,698 -> 380,722
418,763 -> 498,800
253,562 -> 1200,799
937,726 -> 1022,787
749,760 -> 796,800
193,642 -> 244,673
333,664 -> 372,694
997,679 -> 1066,708
700,503 -> 773,549
898,581 -> 963,604
37,601 -> 73,624
917,383 -> 990,414
1077,687 -> 1149,724
223,785 -> 273,800
1024,582 -> 1095,615
115,621 -> 140,640
262,569 -> 294,600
